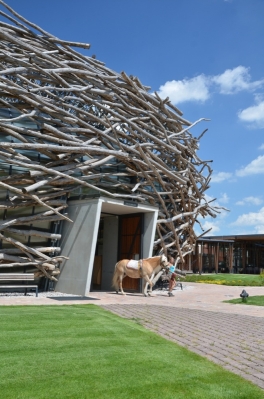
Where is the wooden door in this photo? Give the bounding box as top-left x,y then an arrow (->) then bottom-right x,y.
118,214 -> 142,291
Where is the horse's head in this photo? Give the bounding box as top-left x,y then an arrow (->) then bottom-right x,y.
160,254 -> 169,268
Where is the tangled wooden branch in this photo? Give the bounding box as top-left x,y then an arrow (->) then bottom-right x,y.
0,1 -> 221,280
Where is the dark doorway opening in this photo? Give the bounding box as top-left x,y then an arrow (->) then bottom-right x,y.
118,214 -> 143,291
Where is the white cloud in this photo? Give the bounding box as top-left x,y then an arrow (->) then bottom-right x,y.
211,171 -> 232,183
195,215 -> 221,236
238,101 -> 264,128
236,155 -> 264,176
212,66 -> 263,94
200,220 -> 220,234
156,66 -> 264,105
157,75 -> 210,104
203,194 -> 225,211
197,197 -> 229,235
236,196 -> 263,206
232,207 -> 264,233
218,193 -> 229,204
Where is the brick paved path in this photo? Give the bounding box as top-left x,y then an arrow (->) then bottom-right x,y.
101,303 -> 264,390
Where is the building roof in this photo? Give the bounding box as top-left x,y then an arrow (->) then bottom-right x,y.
204,234 -> 264,242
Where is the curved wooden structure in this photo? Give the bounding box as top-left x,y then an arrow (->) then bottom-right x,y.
0,1 -> 220,281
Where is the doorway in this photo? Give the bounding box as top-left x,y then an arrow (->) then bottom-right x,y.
57,197 -> 158,296
91,214 -> 142,291
118,214 -> 143,291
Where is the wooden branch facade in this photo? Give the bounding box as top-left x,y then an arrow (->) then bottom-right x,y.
0,1 -> 220,282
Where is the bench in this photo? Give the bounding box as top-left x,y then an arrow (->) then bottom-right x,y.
0,273 -> 38,297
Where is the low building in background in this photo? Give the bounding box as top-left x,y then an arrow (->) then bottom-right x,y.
181,235 -> 264,275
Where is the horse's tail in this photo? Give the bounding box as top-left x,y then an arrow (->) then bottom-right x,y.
112,262 -> 119,291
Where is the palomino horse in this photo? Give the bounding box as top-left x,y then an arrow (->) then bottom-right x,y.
112,254 -> 169,296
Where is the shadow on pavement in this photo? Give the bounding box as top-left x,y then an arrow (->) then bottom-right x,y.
47,296 -> 100,301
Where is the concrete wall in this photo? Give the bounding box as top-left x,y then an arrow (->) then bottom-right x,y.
56,199 -> 101,296
142,211 -> 158,258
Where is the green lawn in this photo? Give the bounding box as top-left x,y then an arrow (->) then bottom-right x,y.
184,273 -> 264,286
224,295 -> 264,306
0,305 -> 263,399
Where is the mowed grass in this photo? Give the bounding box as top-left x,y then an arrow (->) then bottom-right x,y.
224,296 -> 264,306
184,273 -> 264,286
0,305 -> 263,399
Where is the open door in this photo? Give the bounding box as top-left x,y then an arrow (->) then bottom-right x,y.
118,214 -> 142,291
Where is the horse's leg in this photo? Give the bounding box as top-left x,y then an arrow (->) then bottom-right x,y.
112,265 -> 120,294
143,275 -> 153,296
115,276 -> 119,294
119,274 -> 126,295
147,272 -> 155,296
144,280 -> 149,296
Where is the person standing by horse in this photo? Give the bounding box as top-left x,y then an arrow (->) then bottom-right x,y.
168,256 -> 177,296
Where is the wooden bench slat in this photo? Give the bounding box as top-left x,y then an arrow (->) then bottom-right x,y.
0,273 -> 34,281
1,285 -> 38,288
0,274 -> 38,296
0,273 -> 34,277
0,277 -> 34,280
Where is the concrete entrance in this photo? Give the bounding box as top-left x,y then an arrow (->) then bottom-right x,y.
55,197 -> 158,296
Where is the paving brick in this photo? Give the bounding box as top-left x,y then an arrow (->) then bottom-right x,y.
101,303 -> 264,390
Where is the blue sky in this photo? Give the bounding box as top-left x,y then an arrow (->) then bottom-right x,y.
1,0 -> 264,237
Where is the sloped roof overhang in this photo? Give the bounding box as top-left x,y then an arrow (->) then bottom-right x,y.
205,234 -> 264,242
